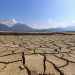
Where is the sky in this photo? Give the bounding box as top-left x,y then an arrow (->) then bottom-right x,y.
0,0 -> 75,29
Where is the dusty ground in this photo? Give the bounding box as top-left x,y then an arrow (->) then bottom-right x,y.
0,33 -> 75,75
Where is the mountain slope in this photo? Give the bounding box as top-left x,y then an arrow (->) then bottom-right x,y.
10,23 -> 35,32
64,26 -> 75,31
0,23 -> 10,31
36,28 -> 65,32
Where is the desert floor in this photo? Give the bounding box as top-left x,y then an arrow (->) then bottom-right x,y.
0,33 -> 75,75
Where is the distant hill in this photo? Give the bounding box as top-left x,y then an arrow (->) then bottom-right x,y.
36,28 -> 65,32
64,26 -> 75,31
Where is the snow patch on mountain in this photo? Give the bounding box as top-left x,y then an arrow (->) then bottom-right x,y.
0,19 -> 18,27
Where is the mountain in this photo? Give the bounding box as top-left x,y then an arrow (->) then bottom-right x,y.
10,23 -> 35,32
0,23 -> 10,31
0,19 -> 18,27
36,28 -> 65,32
0,22 -> 75,32
0,23 -> 34,32
64,26 -> 75,31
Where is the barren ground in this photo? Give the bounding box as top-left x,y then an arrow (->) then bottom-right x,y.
0,33 -> 75,75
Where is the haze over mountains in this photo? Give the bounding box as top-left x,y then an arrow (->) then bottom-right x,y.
0,19 -> 75,32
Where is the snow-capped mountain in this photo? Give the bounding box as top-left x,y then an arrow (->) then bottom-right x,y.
0,19 -> 18,27
0,22 -> 65,32
0,22 -> 35,32
0,19 -> 75,32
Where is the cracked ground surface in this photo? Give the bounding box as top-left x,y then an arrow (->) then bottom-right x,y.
0,33 -> 75,75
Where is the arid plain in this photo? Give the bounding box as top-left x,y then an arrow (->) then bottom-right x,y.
0,33 -> 75,75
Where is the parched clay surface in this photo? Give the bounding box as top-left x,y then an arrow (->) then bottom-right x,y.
0,34 -> 75,75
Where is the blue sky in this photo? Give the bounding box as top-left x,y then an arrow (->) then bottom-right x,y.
0,0 -> 75,29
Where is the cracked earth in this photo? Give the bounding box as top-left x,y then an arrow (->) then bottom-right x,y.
0,33 -> 75,75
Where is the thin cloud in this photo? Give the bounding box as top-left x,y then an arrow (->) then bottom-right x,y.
31,20 -> 75,29
0,19 -> 18,27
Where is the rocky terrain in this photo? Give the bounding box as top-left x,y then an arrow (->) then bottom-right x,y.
0,33 -> 75,75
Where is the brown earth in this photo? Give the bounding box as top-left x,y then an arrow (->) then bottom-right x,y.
0,33 -> 75,75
